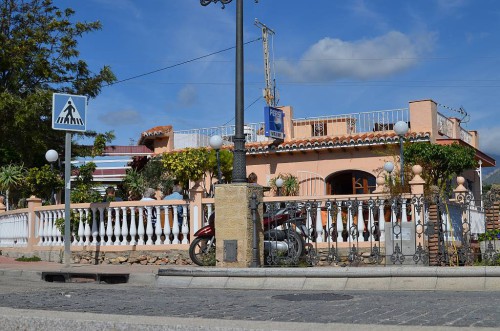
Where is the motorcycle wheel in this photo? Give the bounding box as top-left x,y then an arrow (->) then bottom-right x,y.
287,230 -> 305,258
189,237 -> 216,266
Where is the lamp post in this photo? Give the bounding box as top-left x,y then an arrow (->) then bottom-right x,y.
384,161 -> 394,186
275,177 -> 284,196
200,0 -> 256,183
209,135 -> 224,183
394,121 -> 409,185
45,149 -> 59,204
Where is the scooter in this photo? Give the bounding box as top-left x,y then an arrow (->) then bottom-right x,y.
189,208 -> 307,266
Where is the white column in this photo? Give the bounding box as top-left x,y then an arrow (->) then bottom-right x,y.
106,207 -> 113,245
113,207 -> 122,245
154,206 -> 162,245
145,206 -> 153,245
77,208 -> 84,246
181,205 -> 189,244
121,207 -> 129,245
54,210 -> 62,246
129,207 -> 137,245
38,212 -> 46,246
84,209 -> 91,246
315,202 -> 324,243
137,207 -> 145,245
91,208 -> 98,245
336,201 -> 343,241
171,206 -> 180,244
163,206 -> 171,244
98,207 -> 105,246
357,202 -> 365,241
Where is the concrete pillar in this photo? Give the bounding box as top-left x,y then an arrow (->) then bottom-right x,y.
214,183 -> 263,267
372,176 -> 387,194
189,180 -> 205,238
453,176 -> 468,200
409,99 -> 438,143
409,165 -> 425,195
278,106 -> 294,142
26,195 -> 42,250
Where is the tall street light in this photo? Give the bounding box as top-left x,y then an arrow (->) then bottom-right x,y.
209,135 -> 223,183
45,149 -> 59,204
201,0 -> 256,183
394,121 -> 409,186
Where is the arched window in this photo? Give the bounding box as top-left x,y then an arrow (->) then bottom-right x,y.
326,170 -> 376,195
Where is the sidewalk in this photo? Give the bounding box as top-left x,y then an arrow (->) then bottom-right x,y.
2,255 -> 500,291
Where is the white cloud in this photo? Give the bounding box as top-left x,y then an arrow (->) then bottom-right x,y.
177,85 -> 198,108
276,31 -> 435,82
98,109 -> 142,126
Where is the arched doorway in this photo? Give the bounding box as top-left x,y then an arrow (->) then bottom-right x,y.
326,170 -> 376,195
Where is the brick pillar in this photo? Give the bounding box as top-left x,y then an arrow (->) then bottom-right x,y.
26,195 -> 42,250
427,203 -> 441,266
214,183 -> 263,267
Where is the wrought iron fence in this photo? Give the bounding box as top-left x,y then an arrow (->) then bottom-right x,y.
260,192 -> 500,267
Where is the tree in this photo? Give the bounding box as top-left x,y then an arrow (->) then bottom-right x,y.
0,163 -> 26,209
404,142 -> 477,194
70,162 -> 101,203
162,148 -> 233,194
24,164 -> 64,204
0,0 -> 116,167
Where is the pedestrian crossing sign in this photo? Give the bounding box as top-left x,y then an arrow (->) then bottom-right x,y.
52,93 -> 87,132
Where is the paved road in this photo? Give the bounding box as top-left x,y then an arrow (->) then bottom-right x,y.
0,277 -> 498,330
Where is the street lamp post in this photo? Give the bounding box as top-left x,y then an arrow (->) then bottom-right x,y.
394,121 -> 409,186
384,161 -> 395,186
45,149 -> 59,204
275,177 -> 284,196
200,0 -> 257,183
209,135 -> 224,183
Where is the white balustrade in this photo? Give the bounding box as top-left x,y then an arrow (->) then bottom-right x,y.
106,208 -> 113,245
137,207 -> 145,245
98,207 -> 105,246
77,209 -> 85,246
171,207 -> 180,244
336,202 -> 343,241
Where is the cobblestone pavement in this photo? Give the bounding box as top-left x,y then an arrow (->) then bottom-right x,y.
0,278 -> 498,329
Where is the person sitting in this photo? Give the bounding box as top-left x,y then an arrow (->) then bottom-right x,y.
140,188 -> 157,225
103,186 -> 123,202
164,184 -> 184,226
140,188 -> 156,201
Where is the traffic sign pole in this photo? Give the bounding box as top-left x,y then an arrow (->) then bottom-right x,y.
64,132 -> 71,267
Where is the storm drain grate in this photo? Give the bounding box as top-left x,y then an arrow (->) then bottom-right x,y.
42,272 -> 129,284
272,293 -> 354,302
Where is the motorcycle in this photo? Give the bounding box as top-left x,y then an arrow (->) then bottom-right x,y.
189,207 -> 308,266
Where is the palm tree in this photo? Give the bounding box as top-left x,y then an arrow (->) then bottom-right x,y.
0,164 -> 26,210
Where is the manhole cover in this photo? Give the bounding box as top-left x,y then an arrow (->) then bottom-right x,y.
272,293 -> 353,302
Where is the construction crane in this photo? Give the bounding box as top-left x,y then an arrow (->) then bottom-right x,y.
255,19 -> 278,107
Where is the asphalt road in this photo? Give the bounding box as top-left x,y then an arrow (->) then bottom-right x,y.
0,277 -> 498,330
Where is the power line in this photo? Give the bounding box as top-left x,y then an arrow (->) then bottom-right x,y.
221,95 -> 263,126
104,37 -> 261,87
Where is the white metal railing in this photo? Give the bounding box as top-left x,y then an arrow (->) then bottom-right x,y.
0,209 -> 29,247
437,112 -> 454,138
460,128 -> 473,144
173,122 -> 269,149
292,108 -> 408,138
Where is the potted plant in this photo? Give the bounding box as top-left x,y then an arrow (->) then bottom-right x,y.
478,228 -> 500,255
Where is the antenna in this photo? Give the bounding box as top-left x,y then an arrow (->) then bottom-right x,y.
255,19 -> 278,106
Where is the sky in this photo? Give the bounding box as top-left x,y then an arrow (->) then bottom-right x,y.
56,0 -> 500,156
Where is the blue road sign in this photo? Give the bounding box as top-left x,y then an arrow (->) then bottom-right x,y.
52,93 -> 87,132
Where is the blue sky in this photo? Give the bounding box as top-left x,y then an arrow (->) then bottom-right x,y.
57,0 -> 500,155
